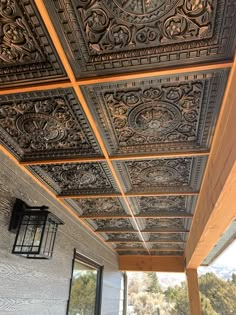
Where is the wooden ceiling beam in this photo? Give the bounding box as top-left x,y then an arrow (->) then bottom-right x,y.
96,229 -> 189,234
185,54 -> 236,268
20,150 -> 209,166
20,156 -> 106,165
119,255 -> 185,272
0,80 -> 72,95
58,192 -> 197,199
116,248 -> 183,252
77,62 -> 232,85
81,213 -> 192,219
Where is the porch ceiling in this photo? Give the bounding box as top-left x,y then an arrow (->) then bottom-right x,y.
0,0 -> 235,260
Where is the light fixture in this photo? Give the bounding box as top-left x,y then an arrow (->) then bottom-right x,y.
9,198 -> 64,259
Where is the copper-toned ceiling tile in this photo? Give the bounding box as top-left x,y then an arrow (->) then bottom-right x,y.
141,218 -> 190,233
0,0 -> 66,86
0,89 -> 101,161
114,243 -> 145,250
87,218 -> 135,232
81,70 -> 228,155
73,197 -> 129,217
114,156 -> 207,193
150,251 -> 183,256
105,233 -> 141,242
30,162 -> 118,195
147,233 -> 187,243
129,195 -> 197,217
45,1 -> 236,77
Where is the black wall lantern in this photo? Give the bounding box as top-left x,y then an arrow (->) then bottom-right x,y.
9,199 -> 64,259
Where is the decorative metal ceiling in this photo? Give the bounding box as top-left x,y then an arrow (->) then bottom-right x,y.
0,0 -> 235,257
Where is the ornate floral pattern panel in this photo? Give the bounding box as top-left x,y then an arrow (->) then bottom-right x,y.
0,89 -> 101,161
129,195 -> 197,216
147,233 -> 187,243
141,218 -> 190,232
149,251 -> 183,256
0,0 -> 66,86
114,243 -> 145,250
45,0 -> 236,77
81,71 -> 228,155
148,243 -> 185,250
73,197 -> 128,217
104,233 -> 141,242
114,157 -> 207,193
30,162 -> 118,195
86,218 -> 135,232
118,250 -> 149,256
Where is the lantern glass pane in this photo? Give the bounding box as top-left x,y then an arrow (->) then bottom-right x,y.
40,219 -> 58,258
13,214 -> 45,254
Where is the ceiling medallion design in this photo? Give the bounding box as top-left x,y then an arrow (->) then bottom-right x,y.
74,198 -> 127,216
36,163 -> 116,194
92,218 -> 133,231
136,196 -> 187,215
0,0 -> 45,65
126,158 -> 191,188
80,0 -> 213,54
100,81 -> 203,150
0,95 -> 95,158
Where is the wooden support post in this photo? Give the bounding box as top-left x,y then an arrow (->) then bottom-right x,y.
186,269 -> 202,315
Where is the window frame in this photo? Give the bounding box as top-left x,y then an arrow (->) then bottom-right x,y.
67,249 -> 103,315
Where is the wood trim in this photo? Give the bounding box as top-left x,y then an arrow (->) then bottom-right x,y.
81,215 -> 132,219
135,213 -> 193,218
20,150 -> 209,166
110,151 -> 210,161
20,156 -> 106,165
96,229 -> 189,234
119,255 -> 185,272
186,269 -> 202,315
77,62 -> 232,85
81,213 -> 192,219
58,193 -> 122,199
116,248 -> 183,252
0,81 -> 72,95
58,191 -> 197,198
185,55 -> 236,268
126,191 -> 198,197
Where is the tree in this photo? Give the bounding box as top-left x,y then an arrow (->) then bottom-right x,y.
146,272 -> 162,294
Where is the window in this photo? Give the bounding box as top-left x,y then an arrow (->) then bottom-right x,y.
68,251 -> 103,315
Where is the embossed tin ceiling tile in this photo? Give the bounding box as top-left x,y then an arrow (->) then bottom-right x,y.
29,162 -> 118,195
149,243 -> 185,250
142,218 -> 190,232
88,218 -> 135,232
148,233 -> 187,243
118,251 -> 149,256
0,0 -> 66,86
81,70 -> 228,155
0,89 -> 102,161
45,1 -> 236,77
105,233 -> 141,242
150,251 -> 183,256
114,157 -> 207,193
114,243 -> 145,250
129,195 -> 197,216
73,197 -> 129,217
